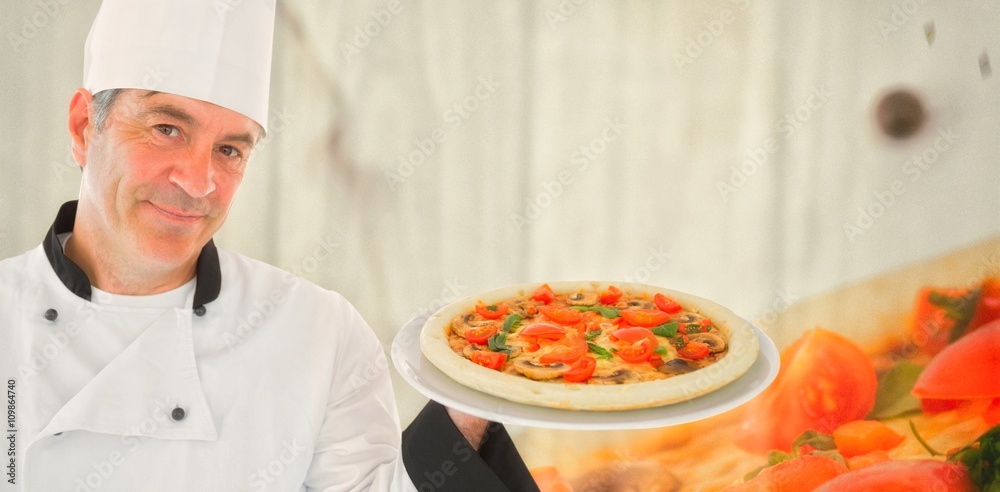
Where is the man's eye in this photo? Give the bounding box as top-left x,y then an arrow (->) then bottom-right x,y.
219,146 -> 242,159
155,124 -> 180,137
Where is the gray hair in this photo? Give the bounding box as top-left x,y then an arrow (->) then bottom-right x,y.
90,88 -> 123,132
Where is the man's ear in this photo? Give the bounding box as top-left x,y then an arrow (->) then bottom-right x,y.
68,88 -> 94,169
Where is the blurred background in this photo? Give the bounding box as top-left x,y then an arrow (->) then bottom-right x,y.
2,0 -> 998,481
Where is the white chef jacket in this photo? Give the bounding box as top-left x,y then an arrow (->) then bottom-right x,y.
1,201 -> 417,491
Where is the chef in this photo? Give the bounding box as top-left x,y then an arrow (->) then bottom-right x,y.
0,0 -> 538,491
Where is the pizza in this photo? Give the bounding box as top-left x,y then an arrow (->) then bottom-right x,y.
419,281 -> 759,410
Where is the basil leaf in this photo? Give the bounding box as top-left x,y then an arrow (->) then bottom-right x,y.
585,330 -> 602,341
488,332 -> 512,354
949,424 -> 1000,490
653,346 -> 667,355
569,306 -> 590,312
868,360 -> 925,420
791,430 -> 837,452
927,288 -> 982,342
652,322 -> 679,337
588,342 -> 614,360
502,313 -> 523,333
591,306 -> 620,318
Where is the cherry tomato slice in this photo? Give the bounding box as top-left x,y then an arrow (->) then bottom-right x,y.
677,340 -> 710,360
615,331 -> 655,363
519,323 -> 566,340
599,285 -> 623,305
532,284 -> 556,304
832,420 -> 905,458
620,309 -> 671,327
465,325 -> 498,345
470,351 -> 507,370
653,293 -> 683,314
563,356 -> 597,382
475,302 -> 509,320
539,337 -> 588,364
538,305 -> 585,325
648,354 -> 665,368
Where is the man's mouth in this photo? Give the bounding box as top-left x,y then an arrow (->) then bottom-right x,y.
148,202 -> 205,222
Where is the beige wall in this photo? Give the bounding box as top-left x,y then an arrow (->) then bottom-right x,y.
2,0 -> 999,431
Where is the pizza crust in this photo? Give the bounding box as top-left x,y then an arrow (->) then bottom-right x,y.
419,281 -> 760,411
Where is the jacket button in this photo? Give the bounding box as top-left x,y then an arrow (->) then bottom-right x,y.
171,407 -> 186,421
193,305 -> 207,317
44,309 -> 58,321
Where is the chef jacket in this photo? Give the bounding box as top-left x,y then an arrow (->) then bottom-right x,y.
0,201 -> 539,492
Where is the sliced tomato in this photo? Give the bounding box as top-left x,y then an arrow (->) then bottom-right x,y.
920,398 -> 966,414
648,354 -> 665,368
620,309 -> 671,327
464,325 -> 498,345
532,284 -> 556,304
611,327 -> 658,345
845,450 -> 891,471
563,356 -> 597,382
539,337 -> 588,364
812,460 -> 974,492
677,340 -> 710,360
475,301 -> 509,320
970,277 -> 1000,334
599,285 -> 623,305
735,329 -> 878,454
653,293 -> 683,314
908,282 -> 998,356
525,342 -> 540,352
984,396 -> 1000,425
727,454 -> 847,492
832,420 -> 904,458
470,351 -> 506,370
538,305 -> 585,325
912,318 -> 1000,402
519,323 -> 566,340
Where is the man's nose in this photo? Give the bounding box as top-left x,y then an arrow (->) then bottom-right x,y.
168,147 -> 217,198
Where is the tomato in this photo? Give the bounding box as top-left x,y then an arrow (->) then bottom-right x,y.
726,454 -> 847,492
532,284 -> 556,304
470,351 -> 506,370
910,280 -> 1000,356
611,327 -> 658,363
525,343 -> 540,352
539,337 -> 588,364
845,450 -> 891,470
538,305 -> 585,325
984,397 -> 1000,425
920,398 -> 966,414
832,420 -> 904,458
599,285 -> 623,305
648,354 -> 665,368
735,329 -> 878,454
563,356 -> 597,382
970,277 -> 1000,329
620,309 -> 671,327
677,340 -> 710,360
475,301 -> 508,320
653,293 -> 683,314
464,325 -> 498,345
519,323 -> 566,341
812,460 -> 975,492
912,319 -> 1000,402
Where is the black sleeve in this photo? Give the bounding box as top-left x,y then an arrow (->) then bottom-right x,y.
401,400 -> 540,492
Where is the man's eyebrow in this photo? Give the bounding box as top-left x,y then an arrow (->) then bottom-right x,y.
137,104 -> 198,128
221,132 -> 257,148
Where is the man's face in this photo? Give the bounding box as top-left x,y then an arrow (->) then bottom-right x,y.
78,89 -> 261,269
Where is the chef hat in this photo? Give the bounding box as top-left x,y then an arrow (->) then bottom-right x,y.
83,0 -> 276,132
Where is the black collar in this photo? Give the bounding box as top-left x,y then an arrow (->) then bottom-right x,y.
42,200 -> 222,309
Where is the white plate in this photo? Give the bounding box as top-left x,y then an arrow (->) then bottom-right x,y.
391,311 -> 780,430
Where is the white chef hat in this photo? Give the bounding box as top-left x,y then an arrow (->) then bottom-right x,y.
83,0 -> 276,132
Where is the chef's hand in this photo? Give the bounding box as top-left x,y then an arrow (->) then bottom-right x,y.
445,406 -> 490,451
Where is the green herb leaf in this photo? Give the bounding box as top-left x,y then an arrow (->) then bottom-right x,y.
486,304 -> 499,312
585,330 -> 602,341
502,313 -> 523,333
927,288 -> 982,342
488,332 -> 512,354
588,342 -> 614,360
568,305 -> 620,318
654,346 -> 667,355
791,430 -> 837,452
652,322 -> 679,338
949,424 -> 1000,490
867,360 -> 925,420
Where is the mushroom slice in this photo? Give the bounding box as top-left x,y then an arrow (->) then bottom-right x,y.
450,312 -> 492,337
507,298 -> 537,317
658,358 -> 699,375
617,299 -> 656,310
513,360 -> 570,380
566,292 -> 599,306
588,369 -> 639,385
688,332 -> 726,353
